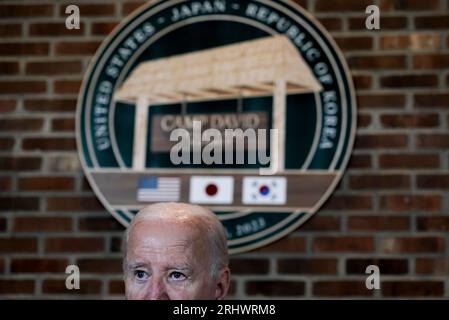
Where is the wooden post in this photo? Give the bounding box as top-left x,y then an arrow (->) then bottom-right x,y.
132,96 -> 150,170
271,80 -> 286,173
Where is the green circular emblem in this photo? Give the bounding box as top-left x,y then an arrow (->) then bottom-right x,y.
77,0 -> 356,253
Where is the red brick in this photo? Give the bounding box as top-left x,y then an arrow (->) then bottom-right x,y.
47,196 -> 104,212
78,217 -> 123,231
46,155 -> 79,174
0,42 -> 49,56
349,174 -> 410,190
0,280 -> 35,294
317,17 -> 342,31
45,237 -> 104,253
0,217 -> 6,232
357,94 -> 405,109
256,236 -> 306,253
348,55 -> 406,70
13,217 -> 72,232
18,177 -> 74,191
349,16 -> 407,30
379,154 -> 440,169
0,61 -> 19,75
55,41 -> 101,56
313,237 -> 374,253
29,23 -> 84,36
77,259 -> 122,274
415,15 -> 449,29
380,114 -> 439,128
357,114 -> 371,127
91,21 -> 120,35
122,2 -> 145,15
379,237 -> 445,253
381,75 -> 438,88
0,99 -> 17,112
0,238 -> 37,253
0,118 -> 43,131
109,280 -> 125,295
353,75 -> 372,90
315,0 -> 371,11
415,258 -> 449,275
0,81 -> 46,94
24,99 -> 77,112
230,259 -> 270,275
380,34 -> 440,50
0,24 -> 22,37
22,138 -> 76,151
382,281 -> 444,297
0,197 -> 39,211
0,177 -> 12,192
82,178 -> 93,191
348,216 -> 410,231
335,36 -> 373,51
346,259 -> 408,275
26,61 -> 82,75
246,281 -> 305,296
54,80 -> 81,94
301,216 -> 340,231
11,258 -> 69,273
380,194 -> 442,212
0,5 -> 53,18
42,279 -> 101,294
417,134 -> 449,148
414,54 -> 449,69
417,174 -> 449,188
313,281 -> 372,297
348,154 -> 372,169
110,237 -> 122,253
355,134 -> 408,149
0,157 -> 42,171
0,137 -> 14,150
380,0 -> 440,10
322,195 -> 372,211
51,118 -> 75,132
59,4 -> 116,16
417,216 -> 449,231
278,258 -> 337,275
415,93 -> 449,108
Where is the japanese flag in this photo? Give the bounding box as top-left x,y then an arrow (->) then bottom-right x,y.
189,176 -> 234,204
242,177 -> 287,205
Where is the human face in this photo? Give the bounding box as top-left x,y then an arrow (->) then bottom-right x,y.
124,219 -> 226,300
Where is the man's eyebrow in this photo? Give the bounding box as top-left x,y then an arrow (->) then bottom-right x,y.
128,262 -> 149,270
166,264 -> 192,271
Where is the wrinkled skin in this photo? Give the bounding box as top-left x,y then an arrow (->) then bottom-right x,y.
124,219 -> 229,300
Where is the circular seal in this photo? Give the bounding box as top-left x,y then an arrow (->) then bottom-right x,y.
77,0 -> 356,254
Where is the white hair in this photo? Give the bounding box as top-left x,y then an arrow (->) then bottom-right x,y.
123,202 -> 229,280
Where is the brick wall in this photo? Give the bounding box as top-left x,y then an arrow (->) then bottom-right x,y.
1,0 -> 448,299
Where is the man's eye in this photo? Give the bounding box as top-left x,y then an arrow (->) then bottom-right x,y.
169,271 -> 186,281
134,270 -> 148,280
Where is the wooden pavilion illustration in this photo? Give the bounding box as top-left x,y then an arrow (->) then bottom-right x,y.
114,35 -> 323,172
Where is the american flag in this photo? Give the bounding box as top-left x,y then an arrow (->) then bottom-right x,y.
137,176 -> 180,202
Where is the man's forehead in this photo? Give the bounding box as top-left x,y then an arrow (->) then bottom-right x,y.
131,218 -> 202,238
128,219 -> 207,254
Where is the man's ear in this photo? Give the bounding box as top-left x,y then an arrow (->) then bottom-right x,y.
214,267 -> 230,300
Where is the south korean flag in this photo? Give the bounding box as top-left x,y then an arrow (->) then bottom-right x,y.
242,177 -> 287,205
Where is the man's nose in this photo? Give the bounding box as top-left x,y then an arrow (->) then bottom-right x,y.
146,276 -> 169,300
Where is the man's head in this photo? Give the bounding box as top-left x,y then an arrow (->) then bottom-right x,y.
123,202 -> 230,300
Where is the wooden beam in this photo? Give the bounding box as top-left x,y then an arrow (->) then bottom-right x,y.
271,79 -> 286,173
132,96 -> 150,170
